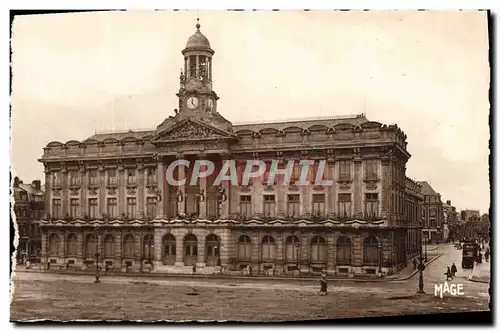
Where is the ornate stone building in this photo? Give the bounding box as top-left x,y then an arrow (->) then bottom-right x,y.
12,177 -> 44,262
39,22 -> 421,276
418,181 -> 443,243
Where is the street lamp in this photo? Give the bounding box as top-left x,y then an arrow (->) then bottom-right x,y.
377,242 -> 383,275
424,233 -> 428,263
93,227 -> 101,284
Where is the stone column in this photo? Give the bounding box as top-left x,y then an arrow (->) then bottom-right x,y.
98,165 -> 106,218
114,232 -> 122,269
326,159 -> 336,217
137,163 -> 145,218
174,229 -> 184,267
326,234 -> 336,272
300,234 -> 310,272
196,231 -> 206,268
219,228 -> 232,267
62,167 -> 69,217
118,164 -> 125,217
220,155 -> 231,219
177,154 -> 186,216
80,166 -> 87,218
353,157 -> 362,218
153,227 -> 162,266
44,170 -> 51,218
155,162 -> 166,219
352,234 -> 362,273
41,230 -> 47,268
198,155 -> 207,219
380,157 -> 391,219
275,233 -> 284,275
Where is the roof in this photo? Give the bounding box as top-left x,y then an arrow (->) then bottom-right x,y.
417,181 -> 438,196
185,23 -> 211,50
18,183 -> 44,196
233,114 -> 369,132
87,129 -> 154,141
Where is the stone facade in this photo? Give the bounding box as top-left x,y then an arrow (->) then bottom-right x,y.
38,22 -> 420,277
418,181 -> 443,243
12,177 -> 44,261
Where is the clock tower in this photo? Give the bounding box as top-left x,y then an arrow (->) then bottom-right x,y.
177,19 -> 219,120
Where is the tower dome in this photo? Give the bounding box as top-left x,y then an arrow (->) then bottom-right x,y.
184,20 -> 212,51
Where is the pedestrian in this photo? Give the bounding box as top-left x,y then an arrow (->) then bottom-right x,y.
413,258 -> 417,270
192,265 -> 196,275
485,248 -> 490,262
319,275 -> 328,296
451,263 -> 457,277
445,267 -> 453,280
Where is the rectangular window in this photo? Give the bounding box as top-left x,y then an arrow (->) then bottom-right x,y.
364,160 -> 378,179
107,169 -> 117,186
127,170 -> 136,185
287,194 -> 300,217
69,170 -> 79,186
52,199 -> 61,218
364,193 -> 379,217
338,193 -> 351,217
240,195 -> 252,219
127,197 -> 137,218
339,160 -> 351,181
146,197 -> 157,218
147,168 -> 157,185
291,161 -> 300,182
88,198 -> 98,219
107,198 -> 117,218
312,194 -> 325,217
52,172 -> 61,187
263,195 -> 276,218
88,170 -> 98,186
69,198 -> 79,218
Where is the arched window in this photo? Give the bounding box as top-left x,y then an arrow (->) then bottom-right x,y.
84,234 -> 97,260
285,235 -> 300,262
123,234 -> 135,259
184,233 -> 198,266
66,233 -> 77,256
103,234 -> 114,258
142,234 -> 154,260
48,233 -> 60,256
261,235 -> 276,262
163,234 -> 176,265
238,235 -> 252,261
205,234 -> 220,266
310,236 -> 327,263
336,236 -> 352,265
363,236 -> 380,266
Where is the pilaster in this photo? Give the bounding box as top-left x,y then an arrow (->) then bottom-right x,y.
98,164 -> 105,217
137,163 -> 145,217
177,154 -> 186,216
80,166 -> 87,218
353,157 -> 362,217
61,167 -> 69,216
118,164 -> 125,216
155,162 -> 166,219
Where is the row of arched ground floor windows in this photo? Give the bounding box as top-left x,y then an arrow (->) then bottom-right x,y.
47,233 -> 384,266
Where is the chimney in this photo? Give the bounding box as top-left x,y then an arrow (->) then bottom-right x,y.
446,200 -> 451,205
32,180 -> 41,190
13,176 -> 19,187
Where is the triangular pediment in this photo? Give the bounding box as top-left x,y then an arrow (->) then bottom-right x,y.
153,119 -> 235,143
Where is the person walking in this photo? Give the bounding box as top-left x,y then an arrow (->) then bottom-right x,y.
319,274 -> 328,296
413,258 -> 417,270
485,247 -> 490,262
451,263 -> 457,278
445,267 -> 453,281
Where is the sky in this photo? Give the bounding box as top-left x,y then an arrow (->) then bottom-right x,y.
10,10 -> 490,213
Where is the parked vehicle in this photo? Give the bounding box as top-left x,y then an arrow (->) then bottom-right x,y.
462,242 -> 479,269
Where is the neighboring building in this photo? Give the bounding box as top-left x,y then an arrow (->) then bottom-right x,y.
461,209 -> 481,222
404,177 -> 423,260
39,21 -> 418,276
12,176 -> 45,262
418,181 -> 443,243
442,200 -> 457,242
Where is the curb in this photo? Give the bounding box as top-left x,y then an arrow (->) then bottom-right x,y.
468,264 -> 490,284
14,254 -> 442,284
386,253 -> 443,281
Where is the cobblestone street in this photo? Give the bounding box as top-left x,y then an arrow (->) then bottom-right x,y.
10,244 -> 490,322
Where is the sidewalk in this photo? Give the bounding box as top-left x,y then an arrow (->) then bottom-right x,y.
13,251 -> 442,283
468,261 -> 490,283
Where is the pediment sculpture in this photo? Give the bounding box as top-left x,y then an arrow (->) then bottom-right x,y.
160,122 -> 225,141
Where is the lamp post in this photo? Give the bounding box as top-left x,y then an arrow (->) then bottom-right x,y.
424,233 -> 428,263
93,227 -> 100,283
377,242 -> 383,276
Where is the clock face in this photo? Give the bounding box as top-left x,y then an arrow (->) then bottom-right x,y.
186,96 -> 199,109
207,99 -> 214,110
